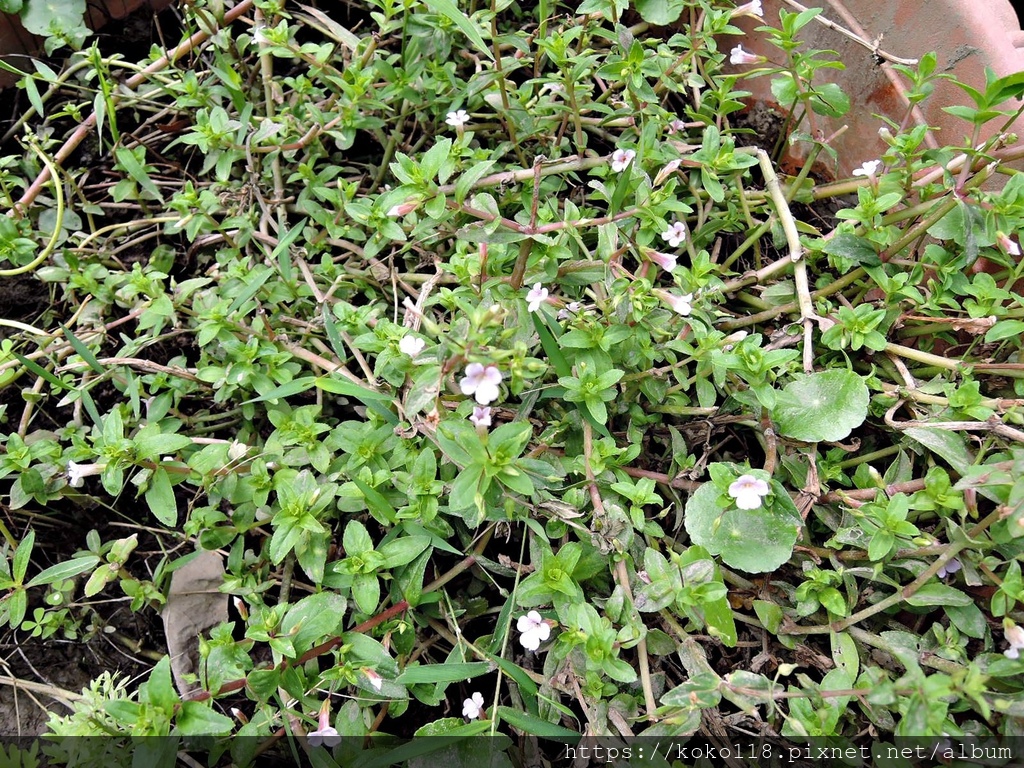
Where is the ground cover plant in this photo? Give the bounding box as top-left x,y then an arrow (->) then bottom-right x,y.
2,0 -> 1024,764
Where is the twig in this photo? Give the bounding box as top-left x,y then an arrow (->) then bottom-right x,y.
779,0 -> 918,66
753,148 -> 820,372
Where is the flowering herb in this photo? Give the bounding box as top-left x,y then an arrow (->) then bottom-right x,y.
728,474 -> 771,510
445,109 -> 470,128
517,610 -> 552,651
609,149 -> 636,173
462,692 -> 485,719
660,221 -> 688,248
526,283 -> 549,313
459,363 -> 503,405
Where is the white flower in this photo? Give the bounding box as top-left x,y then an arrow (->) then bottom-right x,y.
227,441 -> 248,462
66,461 -> 105,487
526,283 -> 549,313
610,149 -> 636,173
469,406 -> 492,428
459,363 -> 503,405
730,44 -> 762,65
731,0 -> 763,18
363,669 -> 384,692
399,335 -> 426,357
728,474 -> 771,510
446,110 -> 470,128
252,25 -> 268,45
997,232 -> 1021,256
1004,622 -> 1024,659
517,610 -> 552,651
660,221 -> 688,248
665,292 -> 693,316
462,692 -> 485,719
852,160 -> 881,177
648,250 -> 677,271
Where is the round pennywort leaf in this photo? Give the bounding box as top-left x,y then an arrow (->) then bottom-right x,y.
684,480 -> 801,573
773,369 -> 869,443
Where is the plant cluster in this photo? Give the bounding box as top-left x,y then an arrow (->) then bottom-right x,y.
1,0 -> 1024,764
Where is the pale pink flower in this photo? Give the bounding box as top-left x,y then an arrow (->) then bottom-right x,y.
462,692 -> 485,719
997,231 -> 1021,256
363,669 -> 384,692
66,461 -> 105,487
469,406 -> 492,428
728,474 -> 771,510
526,283 -> 549,312
1003,621 -> 1024,659
731,0 -> 763,18
666,118 -> 687,134
610,149 -> 636,173
517,610 -> 551,651
460,363 -> 503,405
387,200 -> 420,217
665,292 -> 693,316
660,221 -> 688,248
648,250 -> 677,271
730,44 -> 763,65
308,705 -> 341,748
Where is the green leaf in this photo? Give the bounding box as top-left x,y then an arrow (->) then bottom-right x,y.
396,662 -> 492,685
144,468 -> 178,526
904,582 -> 972,607
773,370 -> 869,442
821,232 -> 880,266
634,0 -> 684,25
242,376 -> 316,404
904,427 -> 999,503
176,701 -> 235,736
352,477 -> 399,525
11,350 -> 70,391
281,592 -> 346,656
144,656 -> 179,713
315,375 -> 397,424
986,319 -> 1024,343
423,0 -> 494,61
27,555 -> 100,587
20,0 -> 86,37
114,147 -> 163,201
495,706 -> 581,739
684,477 -> 802,573
12,529 -> 34,584
60,324 -> 104,375
226,265 -> 274,315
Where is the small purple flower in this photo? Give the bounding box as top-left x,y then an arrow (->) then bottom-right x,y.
469,406 -> 492,428
460,363 -> 503,405
936,558 -> 961,579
